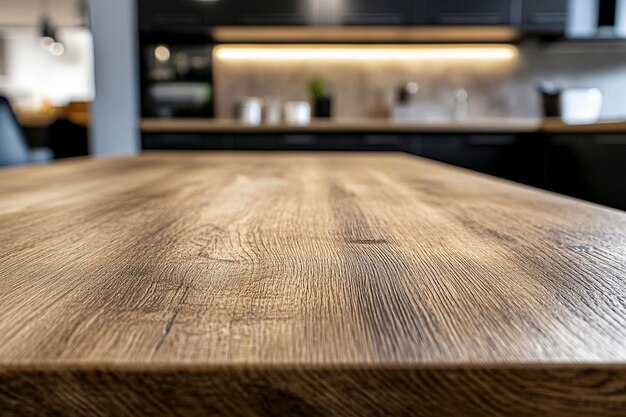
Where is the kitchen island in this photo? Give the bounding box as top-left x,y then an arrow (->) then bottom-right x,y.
0,152 -> 625,416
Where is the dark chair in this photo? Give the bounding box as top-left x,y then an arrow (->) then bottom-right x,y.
0,96 -> 53,167
48,118 -> 89,159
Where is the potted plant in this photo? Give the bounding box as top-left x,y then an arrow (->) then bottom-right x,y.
308,78 -> 332,119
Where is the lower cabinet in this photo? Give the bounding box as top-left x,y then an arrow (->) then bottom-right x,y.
142,133 -> 227,150
141,132 -> 544,187
543,134 -> 626,211
142,131 -> 626,211
409,134 -> 543,187
232,134 -> 351,150
143,133 -> 405,151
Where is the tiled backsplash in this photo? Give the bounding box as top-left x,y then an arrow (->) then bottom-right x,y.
214,41 -> 626,120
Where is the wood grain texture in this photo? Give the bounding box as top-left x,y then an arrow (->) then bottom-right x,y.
210,26 -> 520,43
541,118 -> 626,133
140,117 -> 541,133
0,151 -> 625,416
140,117 -> 626,134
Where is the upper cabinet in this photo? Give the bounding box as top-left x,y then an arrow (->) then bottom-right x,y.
232,0 -> 316,25
520,0 -> 568,33
338,0 -> 412,25
139,0 -> 316,29
138,0 -> 238,31
415,0 -> 514,25
137,0 -> 569,33
138,0 -> 205,31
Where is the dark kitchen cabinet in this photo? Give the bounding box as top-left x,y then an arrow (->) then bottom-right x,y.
521,0 -> 568,32
138,0 -> 571,30
143,133 -> 227,150
415,0 -> 514,25
203,1 -> 239,26
339,0 -> 412,25
138,0 -> 204,31
232,0 -> 317,25
543,135 -> 626,211
138,0 -> 237,31
232,134 -> 404,151
234,134 -> 325,150
411,135 -> 542,186
143,132 -> 407,151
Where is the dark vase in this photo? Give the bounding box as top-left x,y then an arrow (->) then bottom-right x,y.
314,96 -> 332,118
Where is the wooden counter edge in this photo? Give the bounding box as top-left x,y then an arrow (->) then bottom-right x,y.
1,363 -> 625,416
139,117 -> 626,134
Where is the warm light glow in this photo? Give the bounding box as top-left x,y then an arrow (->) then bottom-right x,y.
49,42 -> 65,56
154,45 -> 171,63
214,44 -> 518,62
40,36 -> 54,49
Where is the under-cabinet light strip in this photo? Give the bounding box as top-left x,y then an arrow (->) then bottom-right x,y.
214,44 -> 518,61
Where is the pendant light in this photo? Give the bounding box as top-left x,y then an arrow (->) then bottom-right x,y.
38,0 -> 64,56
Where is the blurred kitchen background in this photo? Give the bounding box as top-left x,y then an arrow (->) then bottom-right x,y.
0,0 -> 625,210
0,0 -> 91,159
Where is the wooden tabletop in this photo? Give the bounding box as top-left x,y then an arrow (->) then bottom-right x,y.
1,152 -> 625,416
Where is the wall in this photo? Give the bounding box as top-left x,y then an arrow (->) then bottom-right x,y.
88,0 -> 140,156
214,45 -> 521,119
519,41 -> 626,120
213,41 -> 626,121
0,0 -> 93,107
0,0 -> 82,27
0,27 -> 94,107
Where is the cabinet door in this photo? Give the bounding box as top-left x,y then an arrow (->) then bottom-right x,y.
543,135 -> 626,211
416,0 -> 514,25
358,135 -> 404,150
414,135 -> 542,186
203,1 -> 239,26
138,0 -> 237,30
340,0 -> 412,25
521,0 -> 567,32
138,0 -> 204,31
142,133 -> 227,150
233,0 -> 318,25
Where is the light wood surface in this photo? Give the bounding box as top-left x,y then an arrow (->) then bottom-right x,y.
140,117 -> 626,134
541,117 -> 626,133
1,152 -> 625,416
17,108 -> 90,128
140,117 -> 542,133
211,26 -> 520,43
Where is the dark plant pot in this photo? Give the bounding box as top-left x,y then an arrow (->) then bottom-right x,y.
540,91 -> 561,117
314,96 -> 332,118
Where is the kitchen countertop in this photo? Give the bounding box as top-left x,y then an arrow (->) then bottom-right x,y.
541,118 -> 626,133
1,152 -> 625,416
140,117 -> 543,134
17,109 -> 90,128
140,117 -> 626,134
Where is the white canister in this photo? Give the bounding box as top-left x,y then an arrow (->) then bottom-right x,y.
264,98 -> 282,125
239,97 -> 262,125
560,88 -> 603,125
284,101 -> 311,125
